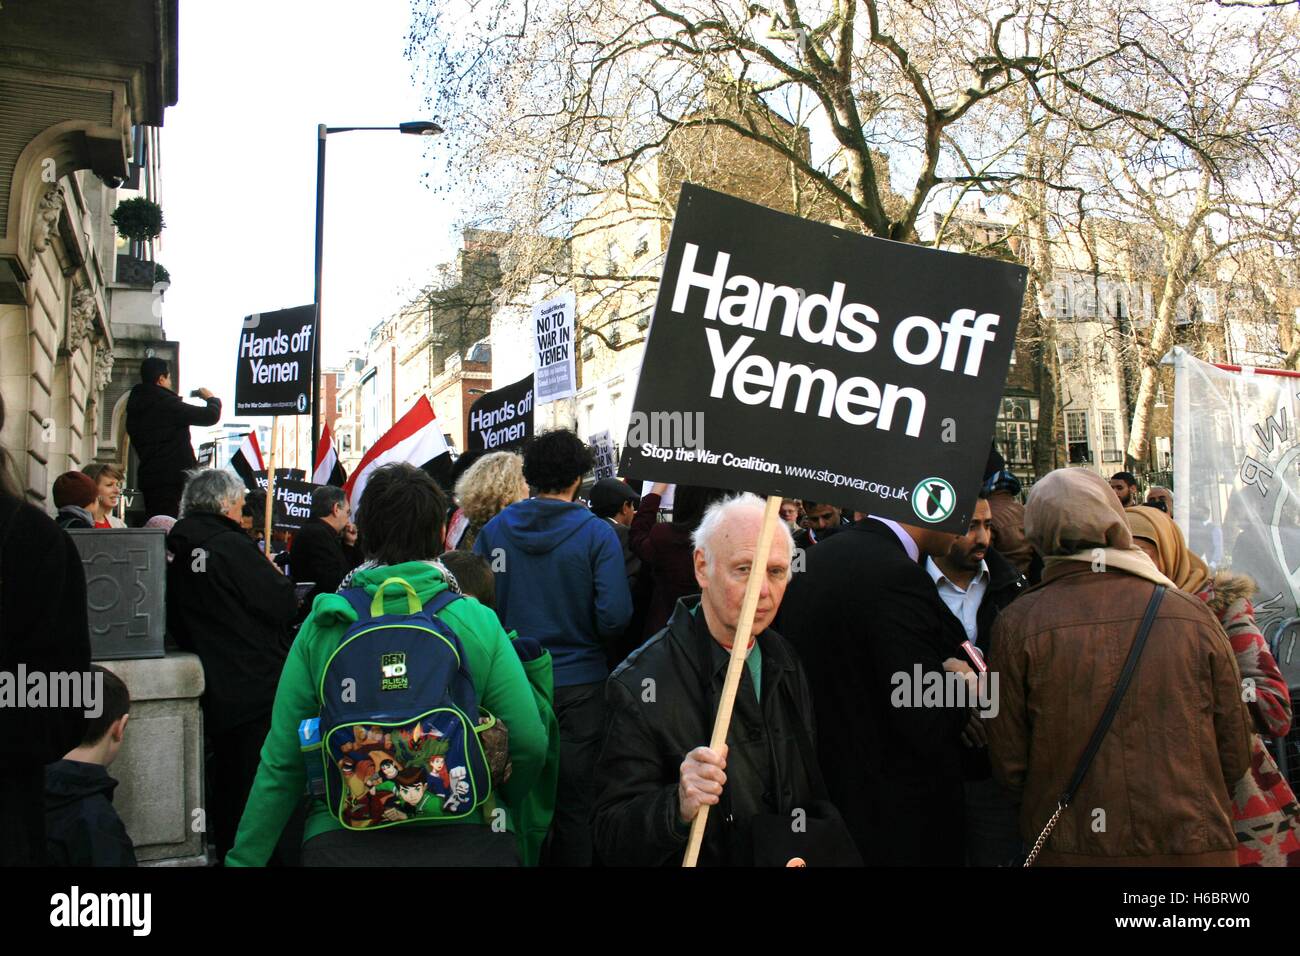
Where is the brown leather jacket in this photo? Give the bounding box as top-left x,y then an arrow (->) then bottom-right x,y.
987,492 -> 1036,576
988,563 -> 1253,866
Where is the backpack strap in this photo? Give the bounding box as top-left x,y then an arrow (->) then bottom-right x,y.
423,588 -> 462,618
340,581 -> 462,624
338,586 -> 374,623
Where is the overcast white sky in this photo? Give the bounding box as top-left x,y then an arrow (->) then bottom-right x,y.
158,1 -> 459,424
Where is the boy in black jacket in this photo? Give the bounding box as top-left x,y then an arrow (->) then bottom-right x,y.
45,665 -> 137,866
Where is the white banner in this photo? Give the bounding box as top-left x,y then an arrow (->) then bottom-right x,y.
533,291 -> 577,403
1173,347 -> 1300,683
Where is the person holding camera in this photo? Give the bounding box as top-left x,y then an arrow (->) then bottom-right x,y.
125,357 -> 221,519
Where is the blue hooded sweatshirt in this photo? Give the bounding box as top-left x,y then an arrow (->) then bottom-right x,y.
475,498 -> 632,687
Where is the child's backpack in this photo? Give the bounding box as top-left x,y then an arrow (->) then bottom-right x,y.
309,577 -> 495,830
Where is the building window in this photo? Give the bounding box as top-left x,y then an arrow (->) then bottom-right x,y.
1100,410 -> 1122,462
1194,287 -> 1218,324
994,396 -> 1038,468
1155,383 -> 1168,407
1075,285 -> 1098,319
633,233 -> 649,260
1155,436 -> 1172,471
1053,282 -> 1073,320
1065,410 -> 1092,464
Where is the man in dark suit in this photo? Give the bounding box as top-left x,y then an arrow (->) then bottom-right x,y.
289,485 -> 359,619
778,515 -> 972,865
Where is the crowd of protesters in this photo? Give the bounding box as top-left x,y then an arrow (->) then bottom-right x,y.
2,368 -> 1297,867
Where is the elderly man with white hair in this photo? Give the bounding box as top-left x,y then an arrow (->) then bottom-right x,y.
166,468 -> 298,863
592,493 -> 851,866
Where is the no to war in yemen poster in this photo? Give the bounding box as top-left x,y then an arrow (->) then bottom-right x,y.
619,184 -> 1027,534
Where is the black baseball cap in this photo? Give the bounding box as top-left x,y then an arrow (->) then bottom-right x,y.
590,478 -> 639,518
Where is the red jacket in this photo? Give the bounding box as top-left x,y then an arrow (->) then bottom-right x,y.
628,492 -> 698,638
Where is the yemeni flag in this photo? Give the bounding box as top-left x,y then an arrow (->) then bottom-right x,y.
344,396 -> 450,511
312,422 -> 348,487
230,431 -> 265,490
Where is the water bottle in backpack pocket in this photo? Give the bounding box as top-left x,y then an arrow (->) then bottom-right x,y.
315,577 -> 494,830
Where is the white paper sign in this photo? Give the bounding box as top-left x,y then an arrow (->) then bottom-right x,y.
640,481 -> 676,512
590,430 -> 616,480
533,291 -> 577,403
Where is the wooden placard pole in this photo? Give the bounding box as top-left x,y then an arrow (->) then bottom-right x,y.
682,492 -> 784,867
263,418 -> 278,559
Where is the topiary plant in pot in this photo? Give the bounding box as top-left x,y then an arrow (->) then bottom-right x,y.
111,197 -> 165,242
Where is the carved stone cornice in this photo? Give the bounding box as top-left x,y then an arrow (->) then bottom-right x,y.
92,340 -> 115,394
31,185 -> 64,259
67,284 -> 96,354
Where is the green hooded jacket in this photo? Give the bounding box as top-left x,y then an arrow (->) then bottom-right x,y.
225,562 -> 547,866
504,630 -> 560,866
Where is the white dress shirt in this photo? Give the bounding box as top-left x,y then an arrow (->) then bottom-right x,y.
925,556 -> 990,644
869,515 -> 920,563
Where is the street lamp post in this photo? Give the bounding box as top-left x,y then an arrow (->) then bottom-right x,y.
312,119 -> 443,454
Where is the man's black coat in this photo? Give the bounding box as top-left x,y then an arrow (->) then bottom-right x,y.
592,596 -> 823,866
166,511 -> 297,734
0,496 -> 92,865
778,518 -> 969,865
125,383 -> 221,485
289,516 -> 357,616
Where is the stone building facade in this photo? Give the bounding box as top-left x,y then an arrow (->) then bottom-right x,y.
0,1 -> 178,504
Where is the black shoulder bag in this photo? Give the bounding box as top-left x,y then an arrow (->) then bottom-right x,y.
748,678 -> 863,867
1023,584 -> 1165,867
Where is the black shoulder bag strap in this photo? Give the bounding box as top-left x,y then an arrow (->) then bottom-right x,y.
1023,584 -> 1165,867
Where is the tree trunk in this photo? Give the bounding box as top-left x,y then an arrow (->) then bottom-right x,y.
1125,245 -> 1192,462
1031,294 -> 1062,481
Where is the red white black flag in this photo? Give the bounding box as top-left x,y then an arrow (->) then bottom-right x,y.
343,397 -> 450,510
230,431 -> 265,490
312,422 -> 348,488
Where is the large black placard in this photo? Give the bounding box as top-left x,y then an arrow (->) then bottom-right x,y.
468,374 -> 535,452
251,471 -> 316,531
618,184 -> 1027,532
234,304 -> 316,416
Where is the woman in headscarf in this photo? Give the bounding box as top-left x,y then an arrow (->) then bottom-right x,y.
1125,504 -> 1299,867
986,467 -> 1253,865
